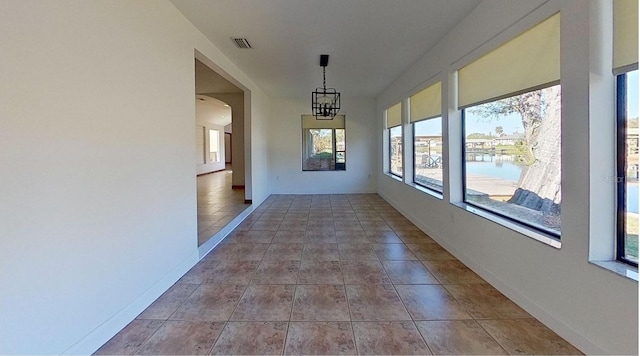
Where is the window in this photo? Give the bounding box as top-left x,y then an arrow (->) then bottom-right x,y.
614,0 -> 638,266
411,81 -> 443,193
386,102 -> 402,177
302,115 -> 346,171
463,85 -> 561,235
616,70 -> 638,266
458,13 -> 561,237
389,126 -> 403,177
209,129 -> 219,162
414,118 -> 443,192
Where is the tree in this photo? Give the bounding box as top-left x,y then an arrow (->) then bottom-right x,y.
310,129 -> 332,155
466,132 -> 493,139
495,126 -> 504,136
470,86 -> 561,214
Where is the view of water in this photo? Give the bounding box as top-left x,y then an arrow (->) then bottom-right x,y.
465,158 -> 639,214
465,159 -> 522,182
628,185 -> 639,214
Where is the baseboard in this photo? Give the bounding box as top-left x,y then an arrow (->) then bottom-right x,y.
198,205 -> 254,258
231,185 -> 245,190
196,168 -> 225,176
62,251 -> 200,355
378,191 -> 605,356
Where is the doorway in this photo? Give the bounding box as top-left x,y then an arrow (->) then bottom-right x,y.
194,54 -> 251,247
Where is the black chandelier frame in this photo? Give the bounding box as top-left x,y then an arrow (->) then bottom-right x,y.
312,54 -> 341,120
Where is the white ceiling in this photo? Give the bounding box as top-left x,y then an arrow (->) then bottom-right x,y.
196,95 -> 233,126
171,0 -> 482,98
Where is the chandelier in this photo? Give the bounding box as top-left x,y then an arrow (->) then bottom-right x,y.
312,54 -> 341,120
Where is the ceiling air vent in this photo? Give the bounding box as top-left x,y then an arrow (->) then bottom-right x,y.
232,38 -> 252,49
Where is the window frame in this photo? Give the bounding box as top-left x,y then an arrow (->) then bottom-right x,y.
460,89 -> 561,240
616,72 -> 638,267
388,125 -> 403,178
301,127 -> 346,171
412,116 -> 443,193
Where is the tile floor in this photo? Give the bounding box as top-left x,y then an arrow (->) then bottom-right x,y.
197,168 -> 250,246
95,194 -> 583,355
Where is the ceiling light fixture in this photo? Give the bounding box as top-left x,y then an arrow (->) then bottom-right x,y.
312,54 -> 340,120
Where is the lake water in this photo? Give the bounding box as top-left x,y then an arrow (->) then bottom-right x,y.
465,159 -> 639,213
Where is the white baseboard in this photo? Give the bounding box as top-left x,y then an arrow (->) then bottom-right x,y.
198,205 -> 253,258
61,250 -> 200,355
378,192 -> 605,355
61,203 -> 257,354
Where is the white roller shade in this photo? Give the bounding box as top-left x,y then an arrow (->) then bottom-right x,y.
458,13 -> 560,109
614,0 -> 639,74
386,102 -> 402,128
302,114 -> 345,129
410,81 -> 441,122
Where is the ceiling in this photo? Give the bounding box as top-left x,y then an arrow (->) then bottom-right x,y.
196,95 -> 233,126
171,0 -> 482,98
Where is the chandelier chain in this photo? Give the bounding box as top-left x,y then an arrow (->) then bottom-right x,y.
323,66 -> 326,91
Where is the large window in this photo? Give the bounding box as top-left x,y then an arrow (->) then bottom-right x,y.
302,115 -> 346,171
386,102 -> 402,177
414,118 -> 443,192
458,13 -> 561,237
614,0 -> 638,265
463,85 -> 561,235
616,71 -> 638,265
209,129 -> 219,162
411,81 -> 443,193
389,126 -> 403,177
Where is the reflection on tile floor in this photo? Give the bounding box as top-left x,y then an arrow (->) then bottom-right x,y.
197,169 -> 250,246
95,194 -> 583,355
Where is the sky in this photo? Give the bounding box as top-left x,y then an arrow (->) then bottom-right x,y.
414,70 -> 639,136
413,111 -> 527,136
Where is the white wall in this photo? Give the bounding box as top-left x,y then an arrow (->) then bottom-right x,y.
268,96 -> 377,194
376,1 -> 637,355
0,1 -> 271,354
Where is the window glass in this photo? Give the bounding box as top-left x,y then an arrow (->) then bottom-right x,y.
463,84 -> 561,236
209,129 -> 219,162
389,126 -> 403,177
413,117 -> 443,193
619,70 -> 638,264
301,115 -> 346,171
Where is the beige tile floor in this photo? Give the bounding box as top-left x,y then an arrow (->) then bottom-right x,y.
197,168 -> 250,246
95,194 -> 583,355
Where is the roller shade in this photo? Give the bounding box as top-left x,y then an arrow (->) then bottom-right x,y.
386,102 -> 402,128
613,0 -> 638,74
410,81 -> 441,122
458,13 -> 560,109
302,114 -> 345,129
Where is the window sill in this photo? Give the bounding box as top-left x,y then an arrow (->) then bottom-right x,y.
407,181 -> 443,200
385,172 -> 403,182
590,260 -> 638,282
452,202 -> 561,249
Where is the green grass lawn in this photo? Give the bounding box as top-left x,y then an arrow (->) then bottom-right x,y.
626,235 -> 638,259
626,213 -> 638,260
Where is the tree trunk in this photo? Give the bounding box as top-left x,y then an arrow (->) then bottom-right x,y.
508,86 -> 561,214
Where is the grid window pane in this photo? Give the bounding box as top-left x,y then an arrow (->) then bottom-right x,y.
413,117 -> 443,193
463,84 -> 561,236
